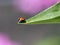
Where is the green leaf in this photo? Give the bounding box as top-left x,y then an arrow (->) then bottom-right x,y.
18,2 -> 60,24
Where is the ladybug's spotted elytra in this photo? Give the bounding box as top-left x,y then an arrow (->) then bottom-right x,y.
18,17 -> 26,23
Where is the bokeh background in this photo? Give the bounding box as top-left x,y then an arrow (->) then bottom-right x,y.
0,0 -> 60,45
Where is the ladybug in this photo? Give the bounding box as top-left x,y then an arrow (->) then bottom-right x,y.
18,17 -> 26,23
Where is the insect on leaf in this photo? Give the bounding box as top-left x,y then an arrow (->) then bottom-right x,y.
18,2 -> 60,24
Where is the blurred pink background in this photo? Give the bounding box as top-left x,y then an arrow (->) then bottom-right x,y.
0,32 -> 20,45
12,0 -> 60,15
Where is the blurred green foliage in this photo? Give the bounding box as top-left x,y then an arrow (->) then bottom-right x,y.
35,36 -> 60,45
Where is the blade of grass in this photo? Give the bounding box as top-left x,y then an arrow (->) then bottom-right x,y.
28,17 -> 60,24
